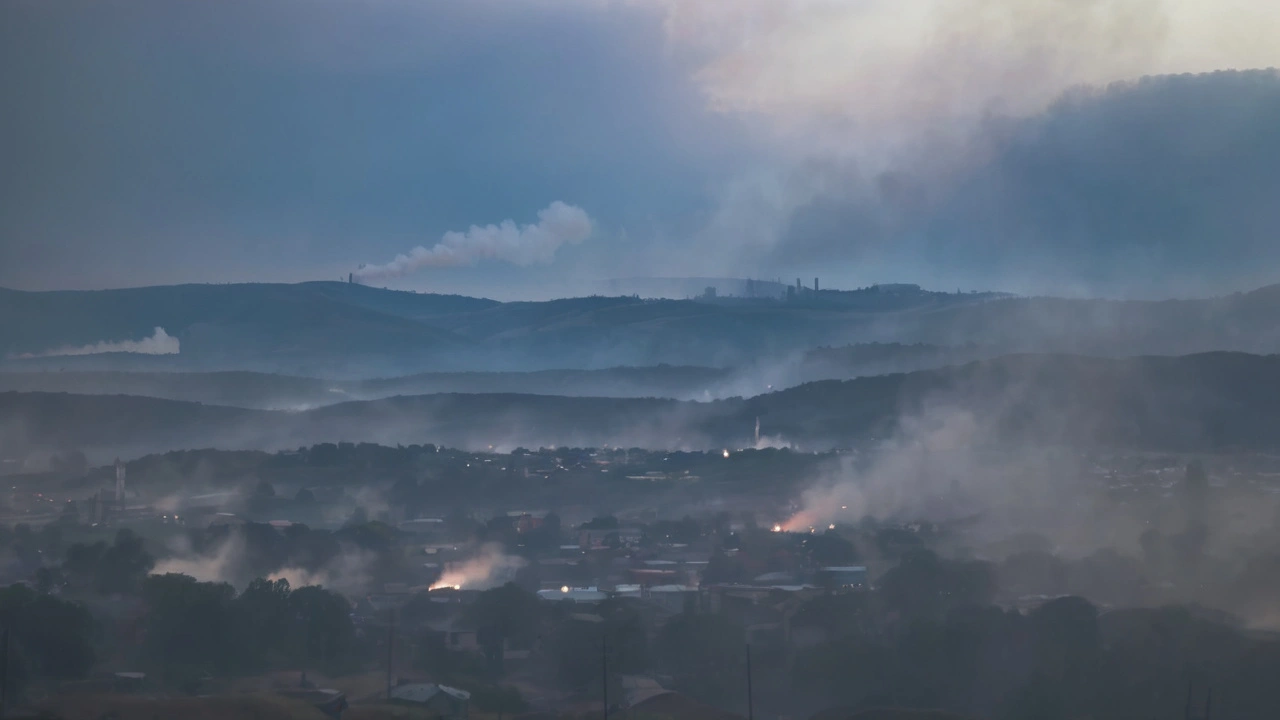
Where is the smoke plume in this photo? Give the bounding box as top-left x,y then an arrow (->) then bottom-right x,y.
152,532 -> 245,583
354,202 -> 593,281
12,327 -> 179,359
267,550 -> 377,596
430,543 -> 527,591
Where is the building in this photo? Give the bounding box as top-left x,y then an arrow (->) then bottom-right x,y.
389,683 -> 471,719
278,688 -> 349,719
426,617 -> 480,652
398,517 -> 445,534
580,527 -> 642,549
537,586 -> 609,604
817,566 -> 868,589
645,584 -> 700,614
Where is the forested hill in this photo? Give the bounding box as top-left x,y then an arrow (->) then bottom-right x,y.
2,353 -> 1278,460
5,282 -> 1280,375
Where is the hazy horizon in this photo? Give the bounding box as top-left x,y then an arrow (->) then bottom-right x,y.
7,6 -> 1280,716
5,1 -> 1280,299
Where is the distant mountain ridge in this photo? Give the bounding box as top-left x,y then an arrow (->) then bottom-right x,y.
4,282 -> 1280,377
0,365 -> 735,409
3,352 -> 1277,461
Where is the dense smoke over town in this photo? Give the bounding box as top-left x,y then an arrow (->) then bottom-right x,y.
429,543 -> 527,591
5,0 -> 1280,718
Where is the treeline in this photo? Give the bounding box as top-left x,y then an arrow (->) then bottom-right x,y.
10,352 -> 1280,453
397,556 -> 1280,720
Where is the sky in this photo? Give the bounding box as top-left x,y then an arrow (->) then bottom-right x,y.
2,0 -> 1280,299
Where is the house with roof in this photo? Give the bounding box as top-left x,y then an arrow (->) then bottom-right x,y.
389,682 -> 471,719
277,688 -> 349,719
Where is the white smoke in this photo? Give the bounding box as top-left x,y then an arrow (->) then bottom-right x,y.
12,327 -> 180,359
430,543 -> 527,591
782,407 -> 985,532
152,532 -> 245,583
354,202 -> 593,281
645,0 -> 1280,154
268,549 -> 377,595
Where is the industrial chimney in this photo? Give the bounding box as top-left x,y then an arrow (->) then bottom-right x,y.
814,277 -> 819,293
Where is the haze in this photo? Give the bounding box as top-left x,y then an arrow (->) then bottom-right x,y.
5,2 -> 1280,720
4,0 -> 1280,298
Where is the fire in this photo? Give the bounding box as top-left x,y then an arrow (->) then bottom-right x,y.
427,543 -> 527,591
772,524 -> 783,533
723,449 -> 731,458
778,510 -> 821,533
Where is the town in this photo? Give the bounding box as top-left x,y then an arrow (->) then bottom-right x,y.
1,442 -> 1279,718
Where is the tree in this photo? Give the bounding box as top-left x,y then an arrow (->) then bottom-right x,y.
1024,596 -> 1100,718
140,574 -> 242,684
290,585 -> 358,674
464,583 -> 542,677
236,578 -> 293,670
654,611 -> 747,708
49,450 -> 88,478
470,685 -> 528,717
999,551 -> 1069,597
802,530 -> 859,568
880,550 -> 995,623
524,512 -> 562,552
57,500 -> 81,526
62,529 -> 155,595
0,584 -> 96,682
599,599 -> 650,674
33,566 -> 66,594
793,638 -> 895,710
97,529 -> 155,594
62,541 -> 106,592
702,549 -> 745,585
1179,459 -> 1211,567
550,613 -> 606,692
581,516 -> 619,530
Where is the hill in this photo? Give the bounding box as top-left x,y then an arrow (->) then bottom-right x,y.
813,710 -> 979,720
0,365 -> 734,409
7,281 -> 1280,376
3,353 -> 1279,461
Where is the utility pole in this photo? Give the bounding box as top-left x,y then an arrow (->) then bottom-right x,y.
0,627 -> 8,720
746,644 -> 754,720
602,638 -> 609,720
386,610 -> 396,701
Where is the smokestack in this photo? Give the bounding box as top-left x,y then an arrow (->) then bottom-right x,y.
814,277 -> 819,292
348,273 -> 353,284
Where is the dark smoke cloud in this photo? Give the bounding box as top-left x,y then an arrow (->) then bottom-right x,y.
774,70 -> 1280,297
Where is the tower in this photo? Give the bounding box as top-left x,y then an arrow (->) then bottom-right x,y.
115,458 -> 126,506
